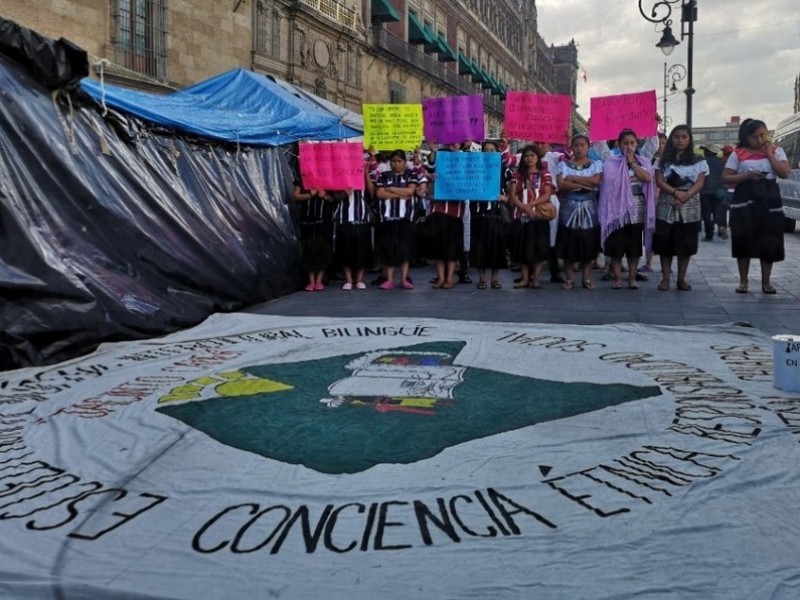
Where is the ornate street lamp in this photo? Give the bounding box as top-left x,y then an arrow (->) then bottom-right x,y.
663,62 -> 687,132
639,1 -> 697,128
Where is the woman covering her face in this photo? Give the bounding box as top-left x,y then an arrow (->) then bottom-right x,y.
721,118 -> 791,294
598,128 -> 656,289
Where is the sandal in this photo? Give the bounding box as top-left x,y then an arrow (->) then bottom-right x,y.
657,280 -> 669,291
677,281 -> 692,291
628,281 -> 640,290
441,281 -> 455,289
530,282 -> 542,289
582,280 -> 594,290
477,281 -> 487,290
562,280 -> 575,290
513,281 -> 530,289
491,281 -> 502,289
612,282 -> 622,290
762,285 -> 777,295
735,284 -> 748,294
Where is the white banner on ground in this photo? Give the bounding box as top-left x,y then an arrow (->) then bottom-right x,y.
1,315 -> 798,599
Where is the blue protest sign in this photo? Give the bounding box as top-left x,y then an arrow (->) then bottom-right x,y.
433,152 -> 502,201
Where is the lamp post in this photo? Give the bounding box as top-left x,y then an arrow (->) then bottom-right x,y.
663,62 -> 687,132
639,0 -> 697,128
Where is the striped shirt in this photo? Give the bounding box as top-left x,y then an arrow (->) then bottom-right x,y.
334,190 -> 371,225
375,169 -> 419,221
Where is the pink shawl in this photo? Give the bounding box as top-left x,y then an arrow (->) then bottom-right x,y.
599,154 -> 656,252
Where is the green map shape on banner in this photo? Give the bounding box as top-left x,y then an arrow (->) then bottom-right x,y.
157,342 -> 662,474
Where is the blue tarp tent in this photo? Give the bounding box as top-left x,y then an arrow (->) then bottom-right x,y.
80,67 -> 362,146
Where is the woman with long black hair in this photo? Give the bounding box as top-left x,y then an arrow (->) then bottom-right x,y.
721,118 -> 791,294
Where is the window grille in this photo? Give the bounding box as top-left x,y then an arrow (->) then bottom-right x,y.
111,0 -> 168,80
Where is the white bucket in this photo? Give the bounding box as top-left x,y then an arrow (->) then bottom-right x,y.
772,335 -> 800,393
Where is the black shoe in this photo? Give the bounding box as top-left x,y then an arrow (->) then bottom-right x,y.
458,274 -> 472,284
550,274 -> 566,284
371,276 -> 387,286
635,273 -> 649,281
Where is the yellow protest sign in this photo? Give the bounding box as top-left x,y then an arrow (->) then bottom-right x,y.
363,104 -> 423,150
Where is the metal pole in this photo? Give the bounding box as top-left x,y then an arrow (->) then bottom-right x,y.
684,0 -> 696,128
663,62 -> 668,133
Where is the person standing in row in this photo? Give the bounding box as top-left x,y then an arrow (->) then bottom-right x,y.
721,118 -> 790,294
332,173 -> 373,290
292,180 -> 335,291
653,125 -> 708,291
427,147 -> 466,290
699,144 -> 727,241
555,133 -> 603,290
508,145 -> 553,289
374,149 -> 419,290
470,140 -> 508,289
598,128 -> 656,289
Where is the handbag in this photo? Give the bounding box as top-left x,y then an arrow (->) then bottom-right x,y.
530,200 -> 557,221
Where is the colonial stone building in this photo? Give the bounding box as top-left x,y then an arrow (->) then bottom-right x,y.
2,0 -> 580,137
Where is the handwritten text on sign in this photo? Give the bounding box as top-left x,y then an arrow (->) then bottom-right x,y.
504,92 -> 572,144
299,142 -> 365,190
363,104 -> 423,151
589,90 -> 658,141
422,95 -> 484,145
433,152 -> 502,201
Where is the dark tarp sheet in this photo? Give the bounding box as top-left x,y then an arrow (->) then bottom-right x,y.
80,68 -> 362,146
0,49 -> 309,370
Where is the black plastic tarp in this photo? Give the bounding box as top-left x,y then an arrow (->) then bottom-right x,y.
0,26 -> 304,371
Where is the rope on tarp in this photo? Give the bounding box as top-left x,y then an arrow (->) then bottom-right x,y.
93,57 -> 111,117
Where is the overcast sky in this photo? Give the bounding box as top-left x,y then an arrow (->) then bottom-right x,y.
536,0 -> 800,129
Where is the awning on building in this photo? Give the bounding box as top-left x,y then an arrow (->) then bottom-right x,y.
457,51 -> 473,75
408,12 -> 433,46
371,0 -> 400,23
435,34 -> 457,62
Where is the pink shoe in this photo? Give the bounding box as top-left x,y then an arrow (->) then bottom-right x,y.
355,282 -> 367,290
314,283 -> 325,291
304,283 -> 315,292
401,279 -> 415,289
378,280 -> 395,290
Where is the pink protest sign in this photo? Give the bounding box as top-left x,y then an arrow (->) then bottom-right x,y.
422,95 -> 484,145
503,91 -> 572,144
589,90 -> 658,141
299,142 -> 365,191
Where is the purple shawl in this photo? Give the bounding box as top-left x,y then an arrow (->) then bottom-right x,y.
599,154 -> 656,252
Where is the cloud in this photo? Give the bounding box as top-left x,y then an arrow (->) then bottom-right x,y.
536,0 -> 800,128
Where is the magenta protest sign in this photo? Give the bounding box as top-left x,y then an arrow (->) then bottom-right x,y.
299,142 -> 365,191
503,91 -> 572,143
589,90 -> 658,141
422,95 -> 484,144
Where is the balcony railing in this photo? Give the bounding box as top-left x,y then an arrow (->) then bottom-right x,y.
300,0 -> 359,29
375,29 -> 504,114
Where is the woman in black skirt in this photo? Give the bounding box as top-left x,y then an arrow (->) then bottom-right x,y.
293,180 -> 334,291
653,125 -> 708,291
721,118 -> 791,294
555,134 -> 603,290
470,140 -> 509,289
508,145 -> 553,289
332,175 -> 373,290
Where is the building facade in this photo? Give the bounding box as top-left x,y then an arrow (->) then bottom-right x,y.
693,116 -> 743,148
2,0 -> 579,139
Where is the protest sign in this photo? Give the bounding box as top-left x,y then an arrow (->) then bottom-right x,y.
299,142 -> 365,190
433,152 -> 502,201
589,90 -> 658,141
504,91 -> 572,143
363,104 -> 423,150
422,95 -> 484,145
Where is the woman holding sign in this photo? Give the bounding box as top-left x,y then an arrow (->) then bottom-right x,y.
374,150 -> 419,290
292,180 -> 335,291
598,129 -> 656,289
470,140 -> 508,289
653,125 -> 708,291
556,134 -> 603,290
508,145 -> 553,289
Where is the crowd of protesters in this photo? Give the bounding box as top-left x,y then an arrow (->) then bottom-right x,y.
292,117 -> 791,295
